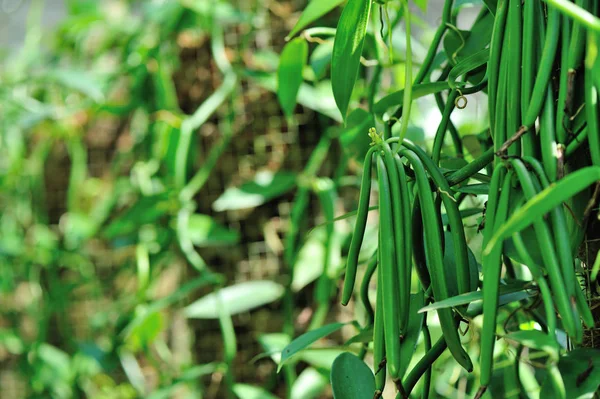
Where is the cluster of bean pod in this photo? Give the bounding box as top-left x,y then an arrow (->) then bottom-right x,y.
339,0 -> 600,397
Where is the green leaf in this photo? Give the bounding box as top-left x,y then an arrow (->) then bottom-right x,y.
447,48 -> 489,89
300,349 -> 345,369
373,81 -> 449,116
287,0 -> 346,40
330,352 -> 376,399
186,214 -> 239,247
291,368 -> 328,399
419,281 -> 533,313
184,281 -> 285,319
485,167 -> 600,255
505,330 -> 559,360
278,322 -> 346,370
233,384 -> 279,399
331,0 -> 372,119
540,349 -> 600,398
212,171 -> 297,211
344,327 -> 373,345
310,40 -> 334,79
45,69 -> 105,102
103,192 -> 174,240
258,333 -> 291,364
277,38 -> 309,117
414,0 -> 428,12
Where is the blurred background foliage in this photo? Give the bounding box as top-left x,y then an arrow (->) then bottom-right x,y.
0,0 -> 564,398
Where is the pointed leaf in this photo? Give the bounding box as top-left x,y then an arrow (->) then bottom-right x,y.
330,352 -> 376,399
184,281 -> 284,319
419,281 -> 533,313
331,0 -> 372,119
278,322 -> 346,370
287,0 -> 346,40
278,38 -> 309,117
186,214 -> 239,247
212,171 -> 297,211
233,384 -> 279,399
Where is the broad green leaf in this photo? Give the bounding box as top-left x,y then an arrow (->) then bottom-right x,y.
277,38 -> 309,117
278,322 -> 346,370
184,281 -> 284,319
448,48 -> 489,89
344,327 -> 373,345
287,0 -> 346,40
291,368 -> 328,399
540,349 -> 600,399
331,0 -> 372,119
233,384 -> 279,399
292,228 -> 344,292
330,352 -> 376,399
485,167 -> 600,255
103,192 -> 175,240
212,171 -> 297,211
443,11 -> 492,66
125,311 -> 164,352
505,330 -> 559,360
373,81 -> 449,116
310,40 -> 334,79
419,281 -> 533,313
186,214 -> 239,247
45,69 -> 105,102
414,0 -> 428,12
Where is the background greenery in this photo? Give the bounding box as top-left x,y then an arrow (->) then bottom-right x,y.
1,0 -> 599,398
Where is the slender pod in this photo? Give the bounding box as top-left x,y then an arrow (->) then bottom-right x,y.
374,256 -> 387,395
509,159 -> 581,342
479,168 -> 512,390
394,154 -> 413,305
376,155 -> 403,379
522,6 -> 560,127
381,142 -> 410,332
360,252 -> 378,327
585,64 -> 600,166
400,148 -> 473,372
343,146 -> 377,305
488,0 -> 509,128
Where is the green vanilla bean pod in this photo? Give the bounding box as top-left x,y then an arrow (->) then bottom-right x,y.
376,154 -> 403,381
342,146 -> 377,305
399,147 -> 473,372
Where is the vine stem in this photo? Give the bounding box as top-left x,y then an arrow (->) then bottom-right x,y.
397,0 -> 413,144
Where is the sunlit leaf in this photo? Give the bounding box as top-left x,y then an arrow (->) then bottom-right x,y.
186,214 -> 239,247
233,384 -> 279,399
287,0 -> 346,39
212,171 -> 297,211
277,38 -> 309,117
184,281 -> 285,319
